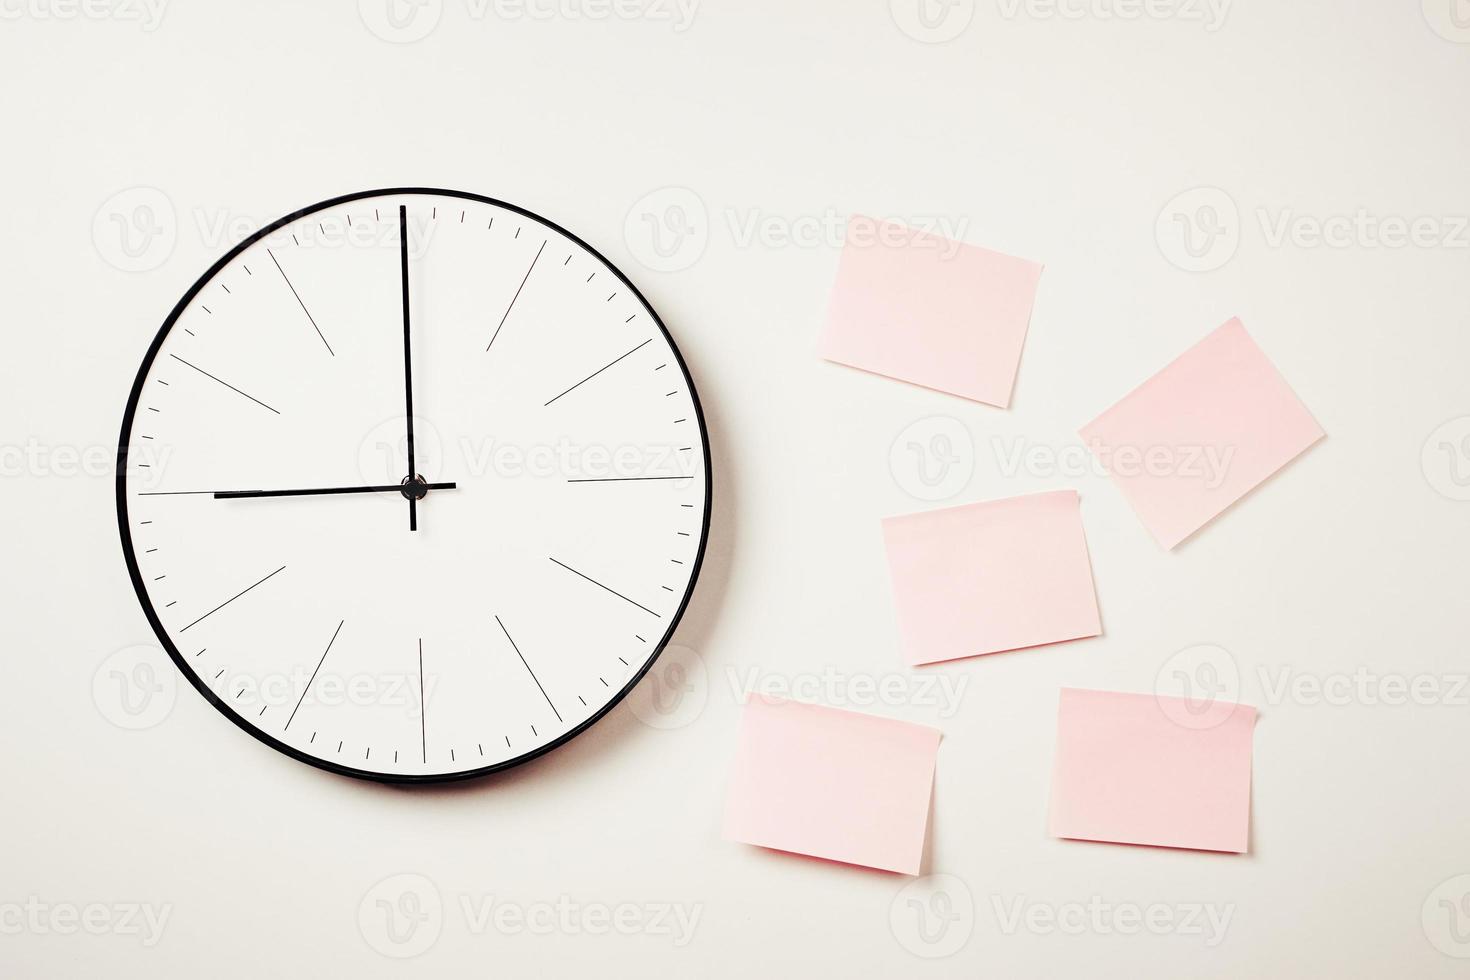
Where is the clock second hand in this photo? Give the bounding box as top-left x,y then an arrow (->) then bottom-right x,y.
214,483 -> 456,499
399,204 -> 419,533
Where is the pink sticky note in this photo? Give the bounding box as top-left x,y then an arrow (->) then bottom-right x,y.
881,490 -> 1101,666
819,215 -> 1043,407
1049,687 -> 1256,853
1079,318 -> 1325,549
722,696 -> 940,875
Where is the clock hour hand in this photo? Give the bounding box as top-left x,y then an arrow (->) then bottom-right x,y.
214,481 -> 455,500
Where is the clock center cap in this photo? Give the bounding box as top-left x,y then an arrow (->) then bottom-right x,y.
400,475 -> 430,501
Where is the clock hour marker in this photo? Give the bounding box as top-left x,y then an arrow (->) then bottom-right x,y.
179,565 -> 286,632
418,639 -> 427,764
285,619 -> 344,731
266,248 -> 335,356
543,339 -> 652,406
168,354 -> 281,415
495,615 -> 562,723
486,240 -> 547,350
548,557 -> 660,617
566,476 -> 692,483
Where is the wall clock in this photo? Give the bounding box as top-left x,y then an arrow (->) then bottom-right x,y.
115,188 -> 711,783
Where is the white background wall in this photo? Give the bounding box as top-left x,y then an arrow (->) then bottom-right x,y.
3,1 -> 1469,976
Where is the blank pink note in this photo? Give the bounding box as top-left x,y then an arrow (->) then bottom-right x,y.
1080,318 -> 1324,549
881,490 -> 1101,666
1049,687 -> 1256,854
723,696 -> 941,875
819,216 -> 1043,408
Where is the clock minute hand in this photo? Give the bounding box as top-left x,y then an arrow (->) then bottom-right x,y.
214,483 -> 456,500
399,204 -> 418,532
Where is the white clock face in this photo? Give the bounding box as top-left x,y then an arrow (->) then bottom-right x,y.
117,189 -> 710,782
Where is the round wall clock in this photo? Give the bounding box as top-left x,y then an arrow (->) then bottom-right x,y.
115,188 -> 711,783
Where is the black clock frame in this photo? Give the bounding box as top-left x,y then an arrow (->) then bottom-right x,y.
114,187 -> 713,784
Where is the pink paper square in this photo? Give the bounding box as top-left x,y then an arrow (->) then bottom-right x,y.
881,490 -> 1101,666
1079,318 -> 1325,549
819,216 -> 1043,408
722,696 -> 941,875
1049,687 -> 1256,853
